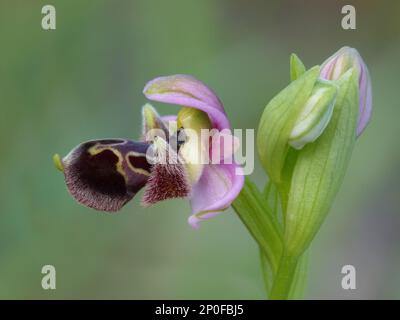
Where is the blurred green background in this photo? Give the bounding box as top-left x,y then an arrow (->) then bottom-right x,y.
0,0 -> 399,299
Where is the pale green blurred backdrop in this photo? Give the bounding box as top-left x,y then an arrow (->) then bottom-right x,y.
0,0 -> 399,299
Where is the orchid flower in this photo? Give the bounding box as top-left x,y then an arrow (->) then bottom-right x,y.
53,47 -> 373,300
54,75 -> 244,229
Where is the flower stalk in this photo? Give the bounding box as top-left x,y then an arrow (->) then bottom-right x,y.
232,178 -> 282,273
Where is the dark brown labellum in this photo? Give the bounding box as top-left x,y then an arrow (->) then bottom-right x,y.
62,139 -> 152,211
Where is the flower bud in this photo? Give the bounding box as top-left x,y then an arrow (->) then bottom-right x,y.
320,46 -> 372,136
289,80 -> 337,150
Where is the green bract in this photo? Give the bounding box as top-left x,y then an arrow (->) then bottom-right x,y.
257,66 -> 320,184
290,53 -> 306,82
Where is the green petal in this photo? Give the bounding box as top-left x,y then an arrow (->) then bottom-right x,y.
142,103 -> 168,141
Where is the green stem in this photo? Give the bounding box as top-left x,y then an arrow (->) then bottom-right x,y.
288,250 -> 309,299
260,248 -> 309,299
259,248 -> 273,295
269,254 -> 299,300
233,177 -> 310,299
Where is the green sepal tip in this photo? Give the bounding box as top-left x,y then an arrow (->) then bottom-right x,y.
53,153 -> 64,172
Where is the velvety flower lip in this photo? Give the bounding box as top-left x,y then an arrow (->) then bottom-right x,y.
143,74 -> 230,130
320,46 -> 372,136
61,139 -> 152,212
143,74 -> 244,228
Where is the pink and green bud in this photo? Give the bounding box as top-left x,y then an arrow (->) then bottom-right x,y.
320,46 -> 372,136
